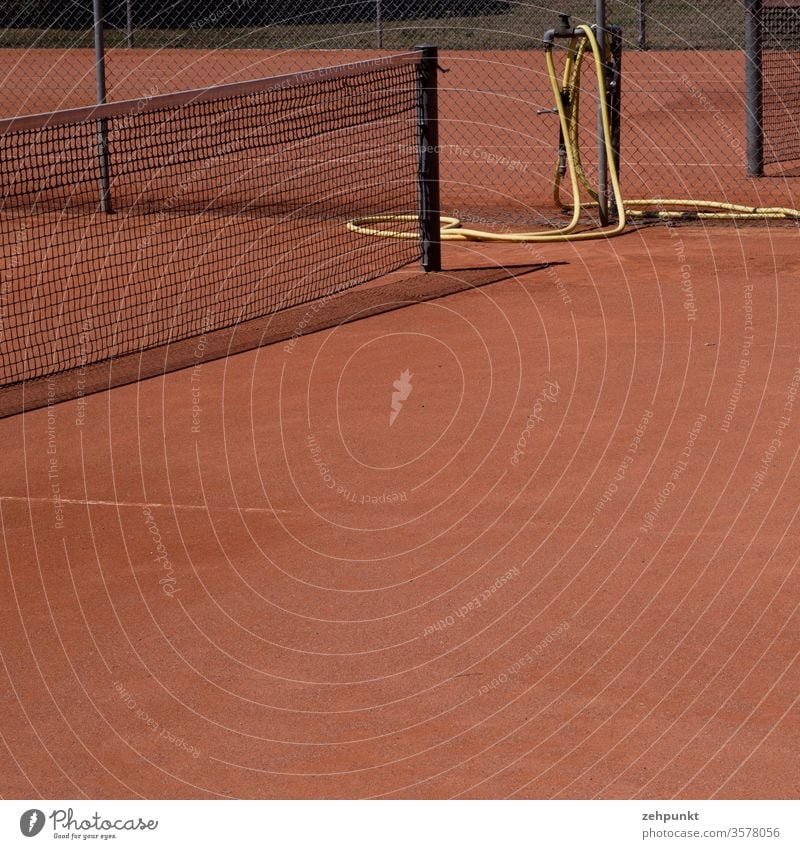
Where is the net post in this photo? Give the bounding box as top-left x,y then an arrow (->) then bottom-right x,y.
415,45 -> 441,273
745,0 -> 764,177
596,0 -> 609,225
93,0 -> 112,213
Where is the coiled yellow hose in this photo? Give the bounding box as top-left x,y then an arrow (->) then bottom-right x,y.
555,31 -> 800,224
347,24 -> 800,244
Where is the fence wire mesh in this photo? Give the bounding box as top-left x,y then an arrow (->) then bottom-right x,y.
2,2 -> 799,225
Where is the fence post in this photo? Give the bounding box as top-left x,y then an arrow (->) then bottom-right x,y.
638,0 -> 647,50
415,45 -> 441,273
93,0 -> 112,213
596,0 -> 609,224
126,0 -> 134,48
744,0 -> 764,177
608,26 -> 623,220
376,0 -> 383,49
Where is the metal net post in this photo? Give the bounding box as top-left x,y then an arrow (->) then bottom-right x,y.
416,45 -> 441,273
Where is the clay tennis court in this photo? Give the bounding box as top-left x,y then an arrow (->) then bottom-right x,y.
0,46 -> 798,800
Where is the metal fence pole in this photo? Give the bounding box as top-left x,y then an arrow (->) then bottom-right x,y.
638,0 -> 647,50
376,0 -> 383,49
744,0 -> 764,177
126,0 -> 134,48
608,26 -> 623,220
93,0 -> 112,212
596,0 -> 609,225
415,45 -> 441,273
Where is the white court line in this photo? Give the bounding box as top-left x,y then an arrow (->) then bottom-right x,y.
0,496 -> 291,514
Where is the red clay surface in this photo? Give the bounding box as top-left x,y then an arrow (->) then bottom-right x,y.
1,225 -> 799,799
1,47 -> 799,801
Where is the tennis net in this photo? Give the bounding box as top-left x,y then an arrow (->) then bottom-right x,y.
0,52 -> 427,410
761,1 -> 800,170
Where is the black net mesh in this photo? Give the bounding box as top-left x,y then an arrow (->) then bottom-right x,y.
0,58 -> 421,388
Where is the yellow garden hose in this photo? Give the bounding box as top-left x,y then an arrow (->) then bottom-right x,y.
554,30 -> 800,224
615,199 -> 800,221
347,24 -> 800,244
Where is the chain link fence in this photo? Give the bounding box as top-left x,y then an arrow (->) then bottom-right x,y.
2,2 -> 798,222
1,3 -> 96,115
0,2 -> 752,98
634,0 -> 746,49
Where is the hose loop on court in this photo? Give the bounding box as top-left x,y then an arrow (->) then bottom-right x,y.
348,23 -> 800,244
